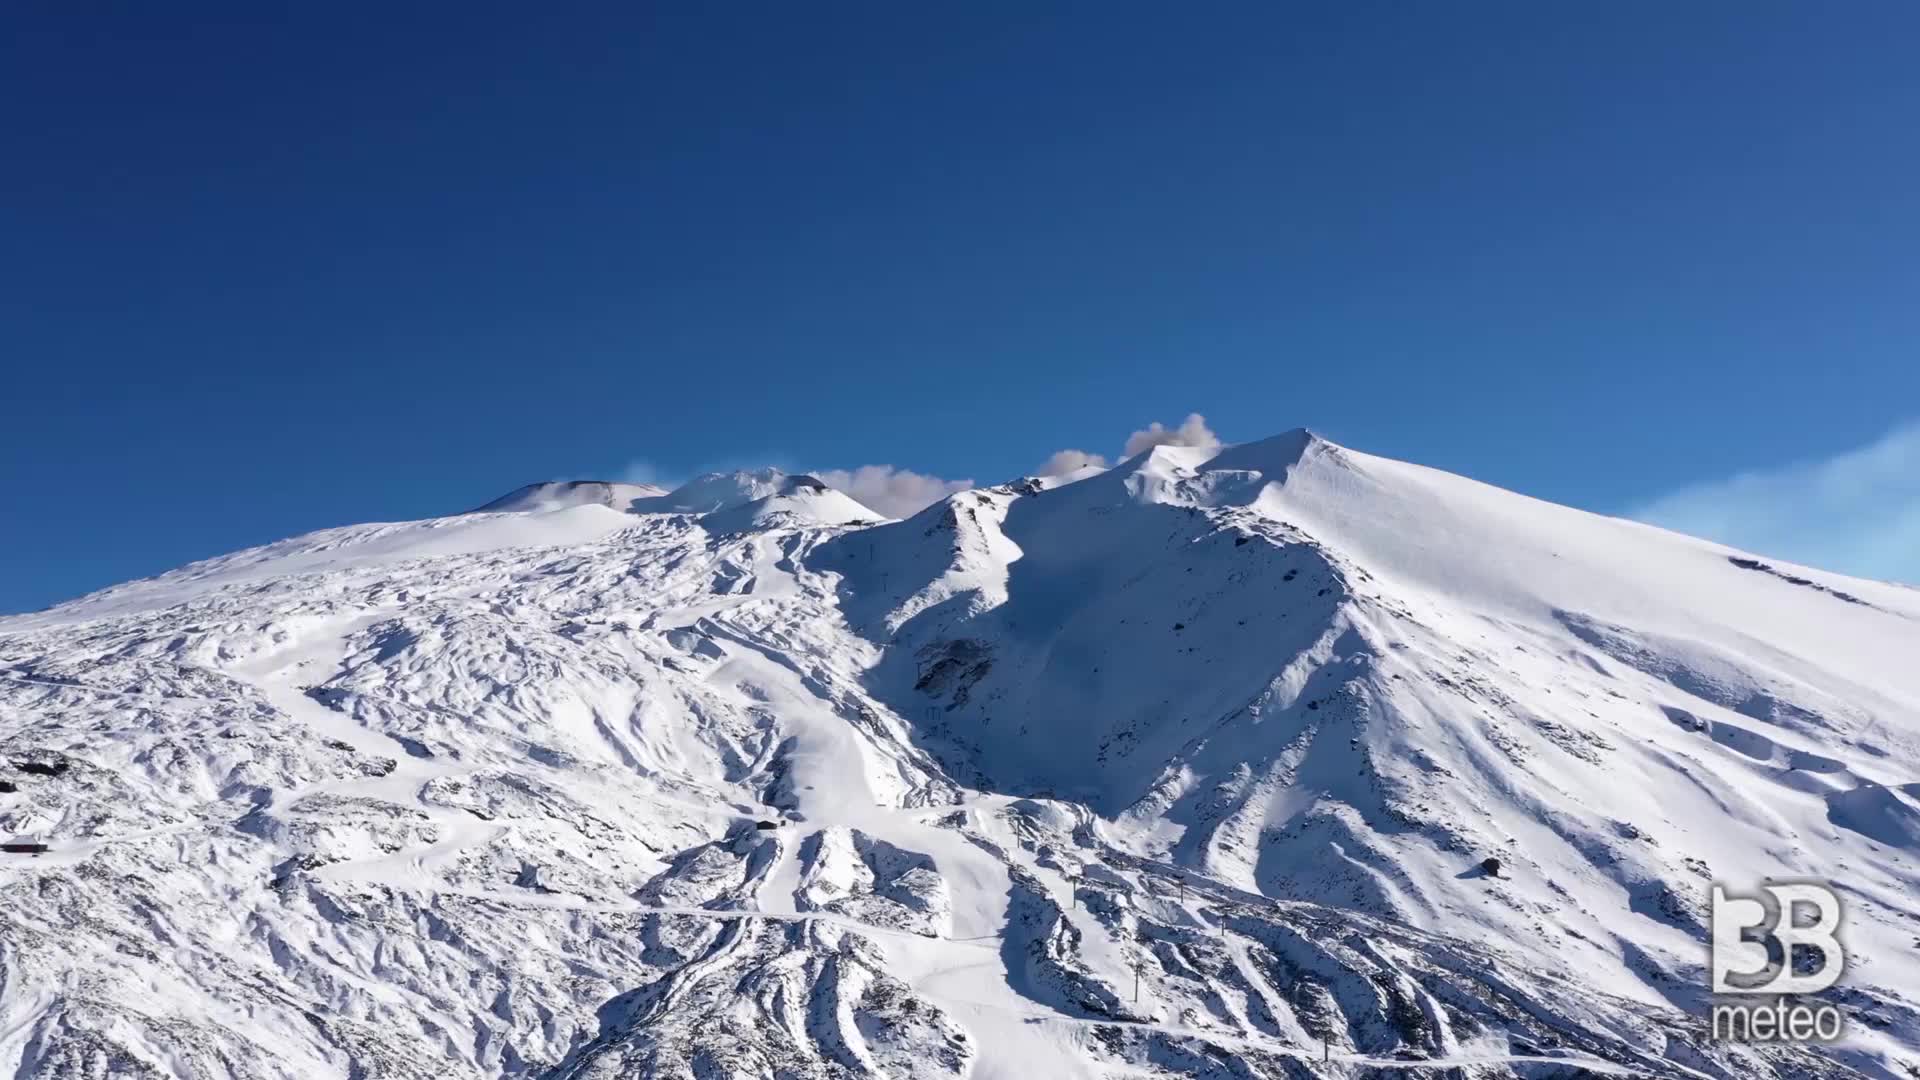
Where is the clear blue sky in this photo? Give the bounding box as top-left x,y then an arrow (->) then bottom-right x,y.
5,2 -> 1918,612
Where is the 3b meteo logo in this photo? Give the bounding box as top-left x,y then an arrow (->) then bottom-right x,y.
1709,882 -> 1845,1042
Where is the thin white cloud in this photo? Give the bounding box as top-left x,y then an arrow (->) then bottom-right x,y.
618,460 -> 666,487
816,465 -> 973,519
1036,449 -> 1108,476
1122,412 -> 1221,458
1631,421 -> 1920,584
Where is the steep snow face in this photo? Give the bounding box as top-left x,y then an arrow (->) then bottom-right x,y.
824,429 -> 1920,1065
2,430 -> 1916,1080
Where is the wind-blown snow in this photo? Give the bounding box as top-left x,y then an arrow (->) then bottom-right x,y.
2,429 -> 1915,1079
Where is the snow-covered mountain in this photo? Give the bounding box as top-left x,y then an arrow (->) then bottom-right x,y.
3,432 -> 1916,1079
472,481 -> 673,515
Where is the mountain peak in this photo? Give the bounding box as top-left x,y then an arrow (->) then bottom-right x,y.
469,479 -> 668,514
700,476 -> 882,534
1201,426 -> 1331,475
653,468 -> 790,513
476,470 -> 816,519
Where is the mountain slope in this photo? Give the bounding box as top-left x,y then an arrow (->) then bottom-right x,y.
822,432 -> 1920,1047
2,431 -> 1915,1079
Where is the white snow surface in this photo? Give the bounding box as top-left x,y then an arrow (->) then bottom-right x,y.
473,481 -> 673,515
2,429 -> 1917,1079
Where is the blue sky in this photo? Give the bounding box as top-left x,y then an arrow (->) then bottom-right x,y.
4,3 -> 1917,612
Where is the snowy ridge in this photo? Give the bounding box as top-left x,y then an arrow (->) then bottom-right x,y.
2,430 -> 1916,1078
472,481 -> 672,515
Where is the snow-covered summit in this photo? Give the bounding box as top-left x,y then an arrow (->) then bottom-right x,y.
468,479 -> 669,514
701,476 -> 884,534
640,467 -> 793,513
2,429 -> 1915,1079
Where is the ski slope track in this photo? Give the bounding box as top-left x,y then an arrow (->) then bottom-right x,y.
3,435 -> 1917,1079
